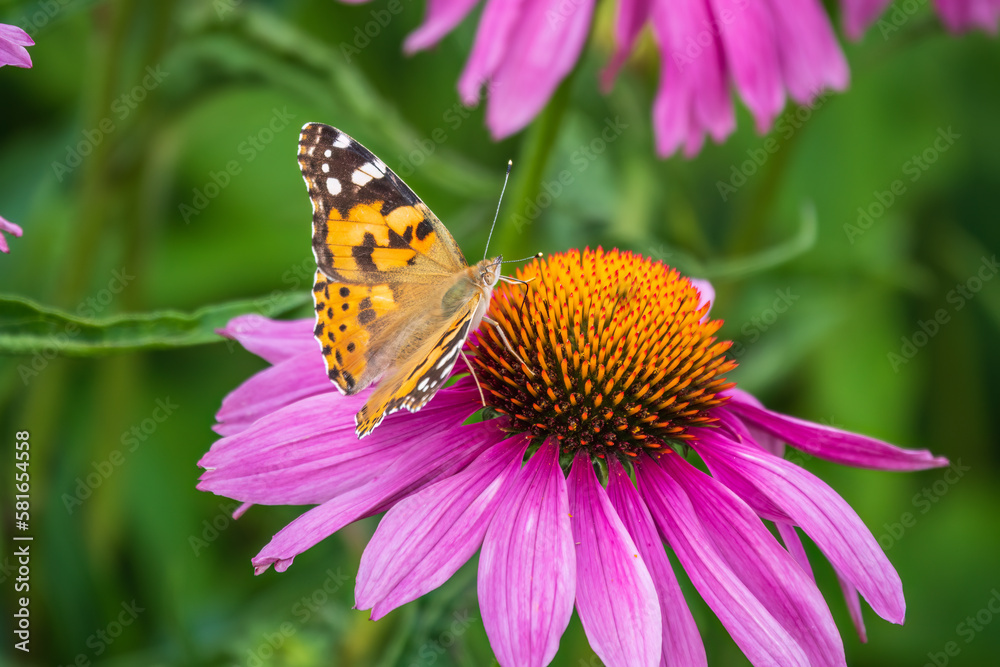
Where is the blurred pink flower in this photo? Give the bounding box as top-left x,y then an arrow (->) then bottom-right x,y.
199,249 -> 949,666
0,215 -> 23,254
343,0 -> 998,156
0,24 -> 33,69
844,0 -> 1000,37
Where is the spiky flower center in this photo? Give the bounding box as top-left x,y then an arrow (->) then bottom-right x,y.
469,248 -> 737,458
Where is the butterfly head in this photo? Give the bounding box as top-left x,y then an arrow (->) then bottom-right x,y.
477,255 -> 503,288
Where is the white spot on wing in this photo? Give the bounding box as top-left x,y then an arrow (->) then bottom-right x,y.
435,345 -> 460,370
357,162 -> 385,181
321,163 -> 330,173
352,169 -> 373,186
326,178 -> 341,195
333,133 -> 351,148
324,149 -> 332,158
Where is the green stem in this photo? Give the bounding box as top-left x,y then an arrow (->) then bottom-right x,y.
495,75 -> 576,259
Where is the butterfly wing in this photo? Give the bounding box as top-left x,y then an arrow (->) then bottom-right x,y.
355,291 -> 482,437
299,123 -> 471,396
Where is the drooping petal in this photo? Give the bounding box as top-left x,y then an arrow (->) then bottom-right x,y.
836,569 -> 869,642
214,350 -> 331,436
251,415 -> 506,574
482,0 -> 596,139
479,439 -> 575,667
723,393 -> 950,471
707,0 -> 785,133
218,315 -> 316,365
404,0 -> 482,53
840,0 -> 893,39
650,0 -> 735,157
606,461 -> 707,667
601,0 -> 653,91
568,454 -> 661,667
0,214 -> 23,253
689,278 -> 715,316
457,0 -> 524,104
200,379 -> 484,505
356,434 -> 530,619
764,0 -> 849,104
655,453 -> 846,667
636,455 -> 810,667
776,522 -> 815,580
0,24 -> 33,68
694,428 -> 905,624
934,0 -> 1000,32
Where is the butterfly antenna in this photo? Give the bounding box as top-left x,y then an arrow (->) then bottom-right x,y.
502,252 -> 543,265
484,160 -> 513,261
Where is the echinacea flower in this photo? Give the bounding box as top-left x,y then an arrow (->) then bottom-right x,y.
342,0 -> 997,156
199,248 -> 948,666
0,24 -> 33,69
0,214 -> 23,254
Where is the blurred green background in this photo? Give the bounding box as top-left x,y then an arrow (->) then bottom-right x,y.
1,0 -> 998,665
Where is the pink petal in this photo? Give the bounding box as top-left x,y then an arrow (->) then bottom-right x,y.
200,379 -> 484,505
601,0 -> 653,91
654,453 -> 846,667
689,278 -> 715,317
934,0 -> 1000,31
694,428 -> 906,624
218,315 -> 316,365
606,461 -> 707,667
707,0 -> 785,133
356,434 -> 530,619
483,0 -> 596,139
840,0 -> 893,39
479,439 -> 575,667
214,350 -> 331,436
764,0 -> 849,104
0,214 -> 23,254
0,24 -> 33,68
568,455 -> 661,667
636,454 -> 810,667
457,0 -> 524,104
650,0 -> 735,157
251,415 -> 506,573
776,522 -> 815,580
404,0 -> 482,53
723,393 -> 950,471
836,569 -> 869,642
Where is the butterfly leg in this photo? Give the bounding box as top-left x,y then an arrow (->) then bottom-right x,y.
460,350 -> 487,407
481,316 -> 530,371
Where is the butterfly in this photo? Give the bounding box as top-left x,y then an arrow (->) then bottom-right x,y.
298,123 -> 512,438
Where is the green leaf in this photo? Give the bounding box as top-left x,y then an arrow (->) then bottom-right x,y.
0,291 -> 310,356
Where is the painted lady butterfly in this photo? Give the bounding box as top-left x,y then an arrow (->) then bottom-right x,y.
298,123 -> 506,438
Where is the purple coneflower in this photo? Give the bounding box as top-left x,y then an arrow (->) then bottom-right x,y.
342,0 -> 997,155
0,23 -> 33,69
199,248 -> 948,666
